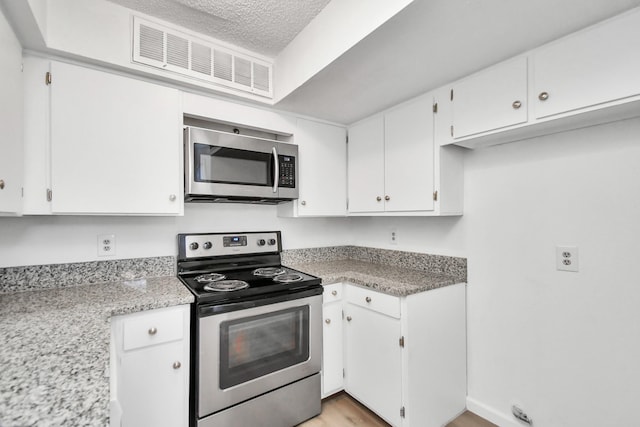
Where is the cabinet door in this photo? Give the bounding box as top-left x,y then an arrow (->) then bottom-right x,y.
348,115 -> 385,213
533,9 -> 640,119
384,94 -> 434,212
0,8 -> 23,214
322,301 -> 344,397
452,57 -> 528,138
49,62 -> 183,215
295,118 -> 347,216
119,341 -> 187,427
344,303 -> 402,426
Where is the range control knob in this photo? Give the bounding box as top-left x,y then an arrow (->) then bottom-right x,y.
257,239 -> 266,246
203,241 -> 212,250
268,239 -> 277,246
189,242 -> 199,250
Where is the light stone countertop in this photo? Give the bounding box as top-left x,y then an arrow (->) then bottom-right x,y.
287,259 -> 465,296
0,276 -> 193,427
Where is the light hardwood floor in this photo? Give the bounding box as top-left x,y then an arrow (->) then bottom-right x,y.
298,392 -> 497,427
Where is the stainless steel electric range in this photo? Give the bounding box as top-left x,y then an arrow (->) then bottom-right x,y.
177,231 -> 323,427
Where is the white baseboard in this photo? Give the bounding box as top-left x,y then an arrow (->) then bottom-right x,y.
466,396 -> 521,427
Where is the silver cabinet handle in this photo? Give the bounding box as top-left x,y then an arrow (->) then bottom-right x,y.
173,361 -> 181,369
539,92 -> 549,101
148,327 -> 157,335
365,296 -> 372,303
169,194 -> 176,201
300,200 -> 306,206
331,290 -> 337,296
512,100 -> 522,109
0,180 -> 4,190
346,316 -> 352,322
385,195 -> 390,201
376,196 -> 382,202
272,146 -> 279,194
325,318 -> 331,324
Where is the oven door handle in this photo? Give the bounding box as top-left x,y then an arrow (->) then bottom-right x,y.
272,146 -> 279,194
198,286 -> 323,317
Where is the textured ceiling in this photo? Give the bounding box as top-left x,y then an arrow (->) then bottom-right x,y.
107,0 -> 331,57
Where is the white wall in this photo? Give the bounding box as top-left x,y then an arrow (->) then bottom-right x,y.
352,117 -> 640,426
0,203 -> 353,267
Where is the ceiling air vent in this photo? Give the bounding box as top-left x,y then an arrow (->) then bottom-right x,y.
132,16 -> 273,98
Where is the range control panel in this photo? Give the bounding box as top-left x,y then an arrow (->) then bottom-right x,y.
179,231 -> 281,259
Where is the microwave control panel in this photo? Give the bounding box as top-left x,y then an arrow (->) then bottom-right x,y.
279,155 -> 296,188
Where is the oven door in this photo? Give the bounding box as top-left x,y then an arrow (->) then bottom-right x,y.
197,290 -> 322,417
185,126 -> 298,201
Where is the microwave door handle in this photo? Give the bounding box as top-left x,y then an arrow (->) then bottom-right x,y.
272,146 -> 279,194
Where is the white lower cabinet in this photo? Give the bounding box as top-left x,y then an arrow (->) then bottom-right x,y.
344,301 -> 402,426
322,282 -> 467,427
110,305 -> 190,427
321,283 -> 344,397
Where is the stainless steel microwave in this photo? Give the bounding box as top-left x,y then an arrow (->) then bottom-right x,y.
184,126 -> 298,204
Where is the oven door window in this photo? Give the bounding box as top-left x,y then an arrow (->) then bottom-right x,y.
194,143 -> 274,187
219,306 -> 309,389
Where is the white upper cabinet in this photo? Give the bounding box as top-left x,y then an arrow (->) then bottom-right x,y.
278,118 -> 347,217
0,8 -> 23,215
532,9 -> 640,119
451,57 -> 528,139
347,93 -> 462,216
384,94 -> 435,212
347,115 -> 385,213
447,7 -> 640,148
23,59 -> 183,215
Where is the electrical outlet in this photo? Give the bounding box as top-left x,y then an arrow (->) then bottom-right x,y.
390,228 -> 398,245
98,234 -> 116,257
556,245 -> 578,272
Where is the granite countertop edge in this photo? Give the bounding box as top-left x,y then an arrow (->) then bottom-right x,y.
287,260 -> 466,297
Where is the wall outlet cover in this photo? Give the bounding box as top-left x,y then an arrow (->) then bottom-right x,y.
556,245 -> 578,272
98,234 -> 116,257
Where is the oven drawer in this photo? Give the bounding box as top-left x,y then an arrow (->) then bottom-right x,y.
123,306 -> 184,351
323,283 -> 343,303
345,285 -> 400,319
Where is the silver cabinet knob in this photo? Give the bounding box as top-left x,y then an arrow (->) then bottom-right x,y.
300,200 -> 306,206
169,194 -> 177,201
376,196 -> 382,202
331,290 -> 337,296
384,195 -> 390,201
148,327 -> 157,335
346,316 -> 352,322
325,318 -> 331,324
0,179 -> 4,190
173,361 -> 181,369
512,100 -> 522,109
365,296 -> 372,303
538,92 -> 549,101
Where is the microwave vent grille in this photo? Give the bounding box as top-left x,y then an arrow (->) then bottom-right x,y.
133,16 -> 272,98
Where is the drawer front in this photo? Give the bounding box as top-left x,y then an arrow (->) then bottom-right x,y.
323,283 -> 343,303
345,285 -> 400,319
123,306 -> 184,351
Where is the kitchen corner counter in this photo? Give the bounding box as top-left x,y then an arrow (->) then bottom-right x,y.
287,259 -> 465,297
0,276 -> 193,427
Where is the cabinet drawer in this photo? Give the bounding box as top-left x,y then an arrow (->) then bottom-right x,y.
323,283 -> 343,303
345,285 -> 400,319
123,307 -> 184,351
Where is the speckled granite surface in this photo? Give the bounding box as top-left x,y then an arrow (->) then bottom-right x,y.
288,259 -> 464,297
284,246 -> 467,297
0,256 -> 175,294
0,276 -> 193,427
